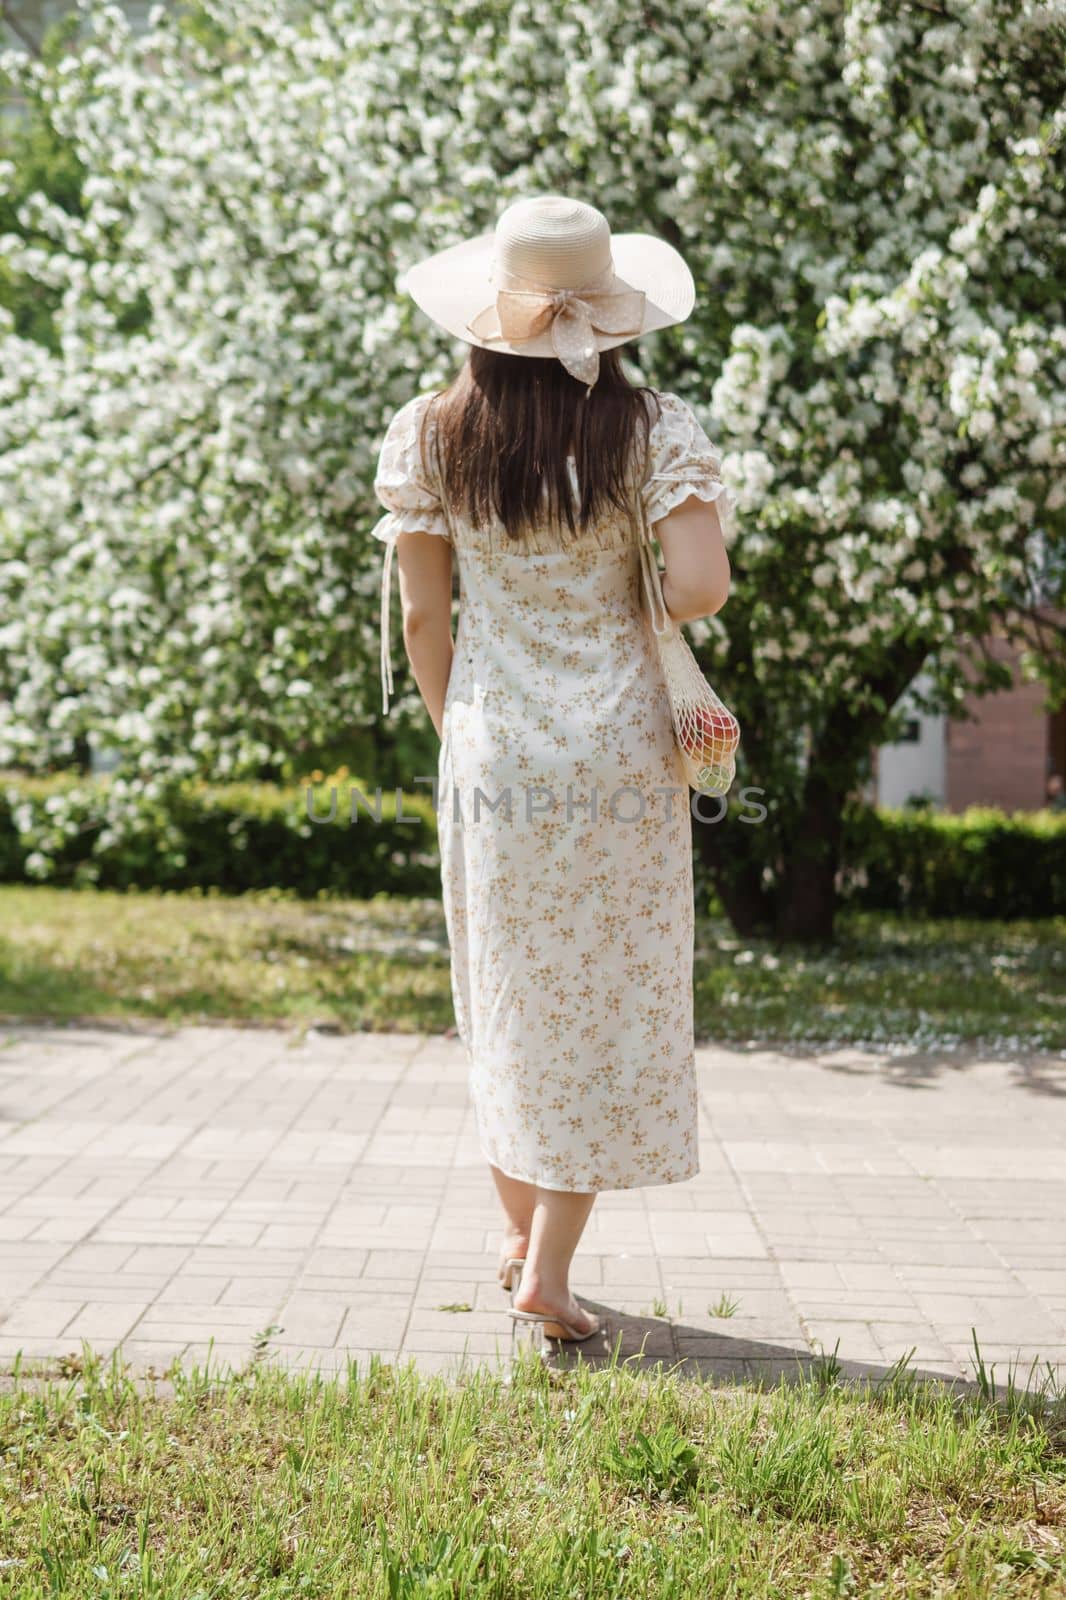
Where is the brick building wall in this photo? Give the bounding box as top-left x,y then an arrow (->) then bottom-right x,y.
871,613 -> 1065,814
945,624 -> 1059,813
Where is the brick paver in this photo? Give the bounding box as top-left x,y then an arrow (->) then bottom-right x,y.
0,1024 -> 1063,1389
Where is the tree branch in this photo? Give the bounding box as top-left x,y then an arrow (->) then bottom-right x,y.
1,2 -> 42,56
897,0 -> 964,22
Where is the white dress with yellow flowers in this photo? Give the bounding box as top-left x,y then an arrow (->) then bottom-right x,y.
371,389 -> 735,1192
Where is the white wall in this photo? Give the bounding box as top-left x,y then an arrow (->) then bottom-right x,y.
875,671 -> 947,808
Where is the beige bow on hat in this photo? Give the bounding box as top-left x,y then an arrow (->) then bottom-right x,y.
466,272 -> 647,391
402,196 -> 695,385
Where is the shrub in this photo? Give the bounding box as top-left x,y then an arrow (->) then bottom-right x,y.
4,774 -> 1063,916
0,771 -> 439,899
837,802 -> 1066,919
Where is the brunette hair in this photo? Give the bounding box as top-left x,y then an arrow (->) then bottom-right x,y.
421,345 -> 662,541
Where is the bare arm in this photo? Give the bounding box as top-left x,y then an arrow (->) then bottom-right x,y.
654,494 -> 731,623
395,529 -> 454,738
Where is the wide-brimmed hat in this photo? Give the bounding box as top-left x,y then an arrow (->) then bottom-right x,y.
400,194 -> 695,392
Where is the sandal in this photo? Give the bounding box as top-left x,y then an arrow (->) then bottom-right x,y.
498,1256 -> 526,1292
509,1306 -> 601,1343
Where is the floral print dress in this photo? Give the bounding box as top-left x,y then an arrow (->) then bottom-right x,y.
371,389 -> 735,1193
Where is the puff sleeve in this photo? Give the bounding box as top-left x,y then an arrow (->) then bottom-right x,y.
371,392 -> 453,545
371,393 -> 452,716
641,392 -> 736,538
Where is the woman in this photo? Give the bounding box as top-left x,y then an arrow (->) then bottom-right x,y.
371,195 -> 733,1345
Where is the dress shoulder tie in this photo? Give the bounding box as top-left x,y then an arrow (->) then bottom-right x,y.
380,524 -> 398,717
374,513 -> 399,717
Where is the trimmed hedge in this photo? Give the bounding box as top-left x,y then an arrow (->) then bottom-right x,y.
837,802 -> 1066,919
0,772 -> 439,899
1,774 -> 1064,916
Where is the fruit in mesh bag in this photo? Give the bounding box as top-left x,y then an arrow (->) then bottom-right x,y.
679,703 -> 740,761
693,756 -> 734,795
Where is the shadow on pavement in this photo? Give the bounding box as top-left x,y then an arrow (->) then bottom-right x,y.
513,1302 -> 1002,1399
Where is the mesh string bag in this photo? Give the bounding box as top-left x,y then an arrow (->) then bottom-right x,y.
632,445 -> 741,797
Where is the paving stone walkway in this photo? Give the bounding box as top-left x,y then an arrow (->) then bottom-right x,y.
0,1024 -> 1064,1390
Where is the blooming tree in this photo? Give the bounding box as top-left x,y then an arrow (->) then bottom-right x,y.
0,0 -> 1063,936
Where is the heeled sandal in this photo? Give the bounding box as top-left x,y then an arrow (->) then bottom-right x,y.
498,1256 -> 526,1292
508,1307 -> 602,1343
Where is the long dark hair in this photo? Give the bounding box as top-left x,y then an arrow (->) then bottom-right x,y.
422,345 -> 662,541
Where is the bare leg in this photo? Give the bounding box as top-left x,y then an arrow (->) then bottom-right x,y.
489,1164 -> 536,1274
512,1187 -> 600,1336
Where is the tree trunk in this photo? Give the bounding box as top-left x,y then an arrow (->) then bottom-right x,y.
774,767 -> 846,943
72,732 -> 92,775
771,639 -> 933,942
694,819 -> 775,936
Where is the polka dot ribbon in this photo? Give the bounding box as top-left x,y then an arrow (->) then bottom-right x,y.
467,283 -> 646,392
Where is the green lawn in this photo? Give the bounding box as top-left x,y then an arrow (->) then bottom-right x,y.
0,1344 -> 1062,1598
2,886 -> 1063,1048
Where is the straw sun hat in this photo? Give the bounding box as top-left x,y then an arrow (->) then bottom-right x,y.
400,194 -> 695,393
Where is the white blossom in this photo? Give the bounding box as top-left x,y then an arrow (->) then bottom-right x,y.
0,0 -> 1061,873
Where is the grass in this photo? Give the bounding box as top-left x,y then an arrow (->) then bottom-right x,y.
2,886 -> 1064,1048
0,1342 -> 1063,1598
0,887 -> 454,1036
694,912 -> 1066,1051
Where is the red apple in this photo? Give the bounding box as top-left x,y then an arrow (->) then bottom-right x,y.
680,705 -> 740,758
